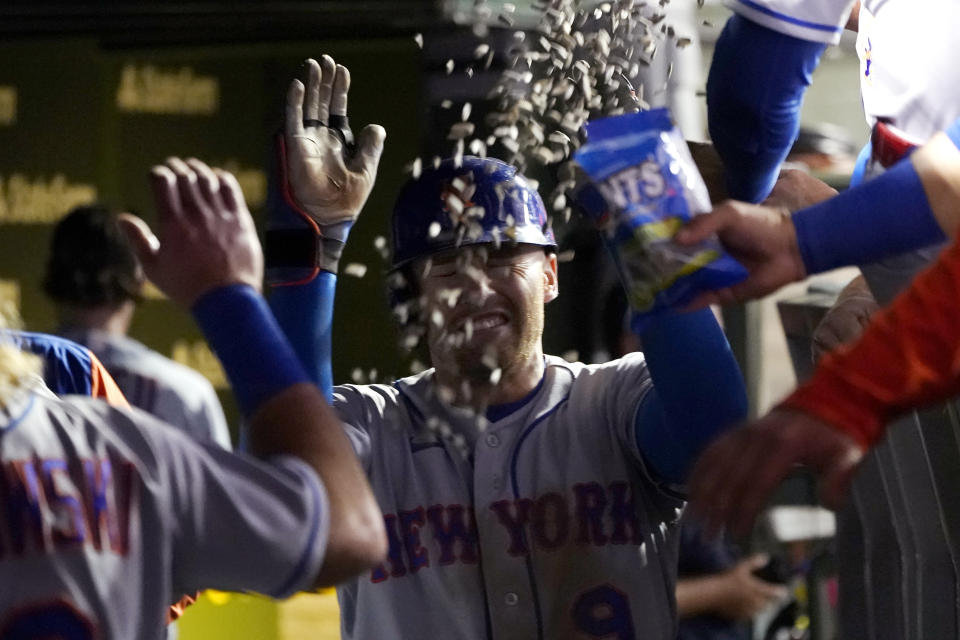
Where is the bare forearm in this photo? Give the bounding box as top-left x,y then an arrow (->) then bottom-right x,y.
911,132 -> 960,238
248,384 -> 385,585
676,575 -> 732,617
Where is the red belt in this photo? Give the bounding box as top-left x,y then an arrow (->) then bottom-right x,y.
871,120 -> 917,168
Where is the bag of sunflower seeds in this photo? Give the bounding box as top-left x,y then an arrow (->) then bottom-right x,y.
572,108 -> 747,326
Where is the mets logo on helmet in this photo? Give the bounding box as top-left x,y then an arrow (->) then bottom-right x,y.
440,172 -> 478,223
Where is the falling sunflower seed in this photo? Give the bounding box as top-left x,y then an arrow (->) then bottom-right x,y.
343,263 -> 368,278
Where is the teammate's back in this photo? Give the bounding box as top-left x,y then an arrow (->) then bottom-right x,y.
59,328 -> 231,448
0,389 -> 321,638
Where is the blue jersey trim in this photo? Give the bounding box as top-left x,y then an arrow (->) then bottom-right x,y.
509,394 -> 571,640
10,331 -> 95,397
268,460 -> 325,598
0,393 -> 36,434
734,0 -> 843,32
486,369 -> 546,422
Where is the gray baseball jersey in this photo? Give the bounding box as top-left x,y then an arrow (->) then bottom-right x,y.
333,353 -> 683,640
0,386 -> 328,639
58,329 -> 231,449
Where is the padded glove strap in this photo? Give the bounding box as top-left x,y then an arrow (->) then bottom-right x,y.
266,133 -> 351,284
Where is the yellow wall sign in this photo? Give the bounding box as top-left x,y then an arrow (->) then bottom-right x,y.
0,173 -> 97,224
220,160 -> 267,209
116,63 -> 219,115
171,339 -> 227,389
0,86 -> 16,126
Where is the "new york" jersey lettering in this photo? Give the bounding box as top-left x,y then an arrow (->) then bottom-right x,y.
370,481 -> 642,582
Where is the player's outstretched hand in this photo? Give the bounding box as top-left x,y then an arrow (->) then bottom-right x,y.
674,200 -> 807,307
688,408 -> 864,537
715,554 -> 789,621
285,55 -> 386,225
120,157 -> 263,307
811,275 -> 879,362
764,169 -> 838,212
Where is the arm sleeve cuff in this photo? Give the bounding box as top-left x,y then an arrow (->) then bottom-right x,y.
793,158 -> 946,275
724,0 -> 853,44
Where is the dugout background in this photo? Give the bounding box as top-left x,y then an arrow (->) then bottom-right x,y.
0,11 -> 432,438
0,2 -> 869,638
0,4 -> 435,637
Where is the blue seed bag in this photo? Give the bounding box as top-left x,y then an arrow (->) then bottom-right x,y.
572,108 -> 747,327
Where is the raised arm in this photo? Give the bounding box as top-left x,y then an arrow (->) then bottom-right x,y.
674,119 -> 960,306
707,14 -> 829,202
633,308 -> 748,484
121,157 -> 385,586
266,56 -> 385,398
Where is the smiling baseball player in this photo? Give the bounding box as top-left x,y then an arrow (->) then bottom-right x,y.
267,55 -> 747,639
0,158 -> 385,638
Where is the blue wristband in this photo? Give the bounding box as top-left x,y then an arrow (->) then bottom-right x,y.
707,15 -> 826,203
192,284 -> 311,416
793,158 -> 947,275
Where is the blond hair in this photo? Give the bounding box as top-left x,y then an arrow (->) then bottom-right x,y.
0,300 -> 41,406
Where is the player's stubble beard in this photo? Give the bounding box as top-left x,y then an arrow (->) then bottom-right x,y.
428,292 -> 545,410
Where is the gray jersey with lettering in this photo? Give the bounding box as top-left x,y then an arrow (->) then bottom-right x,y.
333,353 -> 683,640
0,388 -> 327,639
58,329 -> 231,449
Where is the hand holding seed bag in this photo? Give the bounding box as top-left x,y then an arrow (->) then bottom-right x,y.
573,109 -> 747,327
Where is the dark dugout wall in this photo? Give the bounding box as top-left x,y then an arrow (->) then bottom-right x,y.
0,3 -> 433,435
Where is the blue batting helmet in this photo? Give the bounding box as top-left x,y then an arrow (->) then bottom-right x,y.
390,156 -> 556,268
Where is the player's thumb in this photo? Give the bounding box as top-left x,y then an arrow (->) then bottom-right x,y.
349,124 -> 386,175
674,206 -> 732,246
117,213 -> 160,269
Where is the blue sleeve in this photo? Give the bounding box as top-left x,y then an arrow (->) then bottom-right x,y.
793,156 -> 946,275
7,330 -> 95,396
268,273 -> 337,402
633,310 -> 748,484
707,14 -> 827,202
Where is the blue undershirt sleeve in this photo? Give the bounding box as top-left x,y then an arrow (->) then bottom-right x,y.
633,309 -> 748,484
707,14 -> 827,202
793,157 -> 947,275
269,272 -> 337,402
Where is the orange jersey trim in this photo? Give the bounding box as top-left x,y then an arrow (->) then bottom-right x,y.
86,351 -> 130,409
